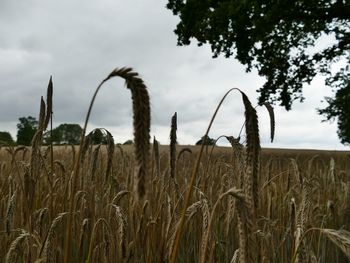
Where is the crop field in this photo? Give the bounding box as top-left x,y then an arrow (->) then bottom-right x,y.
1,145 -> 350,262
1,68 -> 350,262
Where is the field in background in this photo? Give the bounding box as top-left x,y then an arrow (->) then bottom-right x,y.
1,144 -> 350,262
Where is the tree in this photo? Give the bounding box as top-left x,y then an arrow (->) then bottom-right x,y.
123,140 -> 134,145
44,123 -> 82,145
16,116 -> 38,145
195,135 -> 215,145
167,0 -> 350,143
91,129 -> 107,145
0,131 -> 15,145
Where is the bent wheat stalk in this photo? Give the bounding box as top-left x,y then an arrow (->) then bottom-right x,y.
64,67 -> 150,263
170,87 -> 246,262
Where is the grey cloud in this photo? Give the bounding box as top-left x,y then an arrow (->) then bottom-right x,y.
0,0 -> 347,150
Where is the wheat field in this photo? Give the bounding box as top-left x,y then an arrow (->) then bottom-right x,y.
1,68 -> 350,262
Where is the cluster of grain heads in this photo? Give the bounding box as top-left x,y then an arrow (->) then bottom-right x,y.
170,88 -> 263,262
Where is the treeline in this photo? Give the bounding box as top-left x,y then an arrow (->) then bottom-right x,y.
1,116 -> 219,146
0,116 -> 134,146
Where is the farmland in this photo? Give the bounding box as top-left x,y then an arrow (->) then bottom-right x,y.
1,144 -> 350,262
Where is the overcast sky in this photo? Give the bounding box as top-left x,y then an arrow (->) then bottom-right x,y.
0,0 -> 347,150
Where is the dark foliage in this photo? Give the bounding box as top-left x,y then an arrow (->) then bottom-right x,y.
195,135 -> 215,145
167,0 -> 350,143
0,131 -> 15,145
44,123 -> 82,145
16,116 -> 38,145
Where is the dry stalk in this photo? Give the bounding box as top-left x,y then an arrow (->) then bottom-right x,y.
177,147 -> 192,161
86,218 -> 111,263
170,88 -> 240,262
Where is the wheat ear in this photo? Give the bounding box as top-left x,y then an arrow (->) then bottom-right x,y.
44,76 -> 53,130
64,68 -> 150,262
5,232 -> 31,263
170,112 -> 177,178
106,68 -> 150,198
263,102 -> 275,143
5,191 -> 17,235
42,213 -> 67,263
241,91 -> 260,218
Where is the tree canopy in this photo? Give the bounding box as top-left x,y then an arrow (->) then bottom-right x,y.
0,131 -> 15,145
90,129 -> 108,145
16,116 -> 38,146
167,0 -> 350,144
123,139 -> 134,145
44,123 -> 82,145
195,135 -> 215,145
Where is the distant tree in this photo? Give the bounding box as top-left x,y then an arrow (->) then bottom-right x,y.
123,139 -> 134,145
195,135 -> 215,146
44,123 -> 82,145
0,131 -> 15,145
16,116 -> 38,146
91,129 -> 108,145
